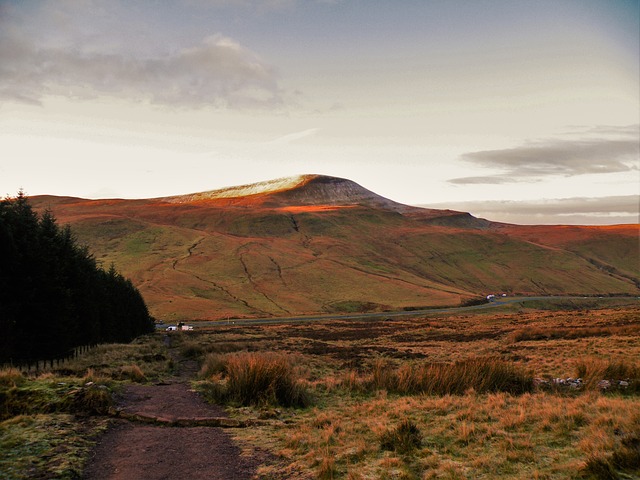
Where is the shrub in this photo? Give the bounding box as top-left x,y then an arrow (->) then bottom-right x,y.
380,418 -> 422,454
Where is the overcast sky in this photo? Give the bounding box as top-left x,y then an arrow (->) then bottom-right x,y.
1,0 -> 638,224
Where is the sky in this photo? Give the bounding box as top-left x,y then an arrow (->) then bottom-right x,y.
1,0 -> 638,225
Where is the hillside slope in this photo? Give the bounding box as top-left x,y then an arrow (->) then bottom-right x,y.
30,175 -> 639,321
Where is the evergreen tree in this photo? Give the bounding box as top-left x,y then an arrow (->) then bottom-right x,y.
0,193 -> 154,363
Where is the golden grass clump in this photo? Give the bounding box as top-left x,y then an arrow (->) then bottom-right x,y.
0,368 -> 25,388
119,365 -> 146,383
379,418 -> 422,454
198,353 -> 227,379
575,357 -> 640,393
202,352 -> 311,408
362,357 -> 534,396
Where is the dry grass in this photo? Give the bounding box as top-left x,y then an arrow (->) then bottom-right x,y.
575,358 -> 640,393
199,352 -> 311,408
379,418 -> 422,454
0,368 -> 25,388
360,356 -> 533,395
4,302 -> 637,479
190,303 -> 640,479
238,391 -> 640,479
119,364 -> 146,383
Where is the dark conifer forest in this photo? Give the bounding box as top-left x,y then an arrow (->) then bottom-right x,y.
0,192 -> 154,363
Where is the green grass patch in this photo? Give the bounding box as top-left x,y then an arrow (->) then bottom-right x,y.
0,337 -> 172,478
0,377 -> 114,421
0,414 -> 109,480
327,300 -> 386,313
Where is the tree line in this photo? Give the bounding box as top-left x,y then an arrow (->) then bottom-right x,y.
0,191 -> 154,363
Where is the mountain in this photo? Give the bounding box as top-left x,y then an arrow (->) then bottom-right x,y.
29,175 -> 639,321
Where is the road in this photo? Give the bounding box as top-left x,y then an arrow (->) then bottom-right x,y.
157,295 -> 639,329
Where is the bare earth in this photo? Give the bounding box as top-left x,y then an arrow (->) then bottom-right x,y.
82,352 -> 268,479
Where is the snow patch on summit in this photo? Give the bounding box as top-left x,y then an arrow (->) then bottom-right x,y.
160,175 -> 314,203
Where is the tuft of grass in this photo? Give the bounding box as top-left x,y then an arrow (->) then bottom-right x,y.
317,451 -> 338,479
64,384 -> 113,415
198,353 -> 227,379
179,339 -> 206,359
361,357 -> 533,396
510,324 -> 640,342
0,368 -> 25,388
582,431 -> 640,480
201,352 -> 311,408
379,418 -> 422,454
575,358 -> 640,393
120,364 -> 146,383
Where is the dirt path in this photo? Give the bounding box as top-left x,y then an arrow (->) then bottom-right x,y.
82,341 -> 268,480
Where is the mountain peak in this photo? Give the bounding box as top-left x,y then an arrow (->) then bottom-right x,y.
160,174 -> 414,211
158,174 -> 480,222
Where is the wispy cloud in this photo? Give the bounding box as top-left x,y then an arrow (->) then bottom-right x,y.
448,176 -> 528,185
0,32 -> 282,109
266,128 -> 319,145
450,126 -> 639,184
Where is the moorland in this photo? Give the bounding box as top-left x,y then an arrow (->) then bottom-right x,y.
2,175 -> 639,479
1,297 -> 639,478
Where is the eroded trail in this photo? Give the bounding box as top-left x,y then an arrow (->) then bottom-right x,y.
82,344 -> 264,480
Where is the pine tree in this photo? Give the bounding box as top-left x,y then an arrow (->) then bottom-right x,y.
0,193 -> 154,364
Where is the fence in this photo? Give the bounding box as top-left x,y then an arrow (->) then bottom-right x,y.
2,344 -> 95,373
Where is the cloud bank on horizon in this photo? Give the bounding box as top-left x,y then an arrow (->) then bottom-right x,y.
0,0 -> 638,225
451,126 -> 639,185
423,195 -> 639,226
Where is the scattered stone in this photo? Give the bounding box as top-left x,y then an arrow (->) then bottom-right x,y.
533,377 -> 636,392
551,377 -> 583,389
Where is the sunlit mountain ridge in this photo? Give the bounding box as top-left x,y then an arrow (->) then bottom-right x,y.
30,175 -> 639,321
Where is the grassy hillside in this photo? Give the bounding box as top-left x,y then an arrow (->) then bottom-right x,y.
500,225 -> 639,287
29,192 -> 639,321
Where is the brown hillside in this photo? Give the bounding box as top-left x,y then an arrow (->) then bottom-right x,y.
29,176 -> 640,321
